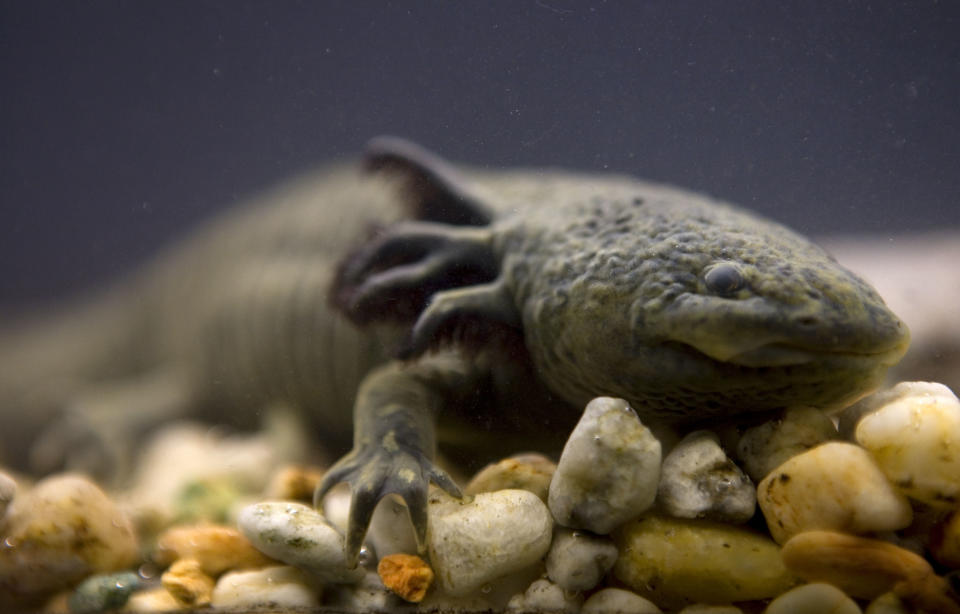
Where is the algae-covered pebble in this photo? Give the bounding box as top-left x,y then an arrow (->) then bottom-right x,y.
67,571 -> 142,614
757,442 -> 912,544
581,587 -> 662,614
763,582 -> 862,614
153,523 -> 275,576
427,489 -> 552,596
545,527 -> 618,592
612,514 -> 795,609
465,453 -> 556,502
377,553 -> 433,603
548,397 -> 661,534
0,474 -> 139,606
736,406 -> 839,481
211,565 -> 320,609
237,501 -> 364,583
657,429 -> 755,523
853,381 -> 960,507
160,558 -> 214,607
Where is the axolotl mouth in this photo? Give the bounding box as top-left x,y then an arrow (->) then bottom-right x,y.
717,337 -> 911,369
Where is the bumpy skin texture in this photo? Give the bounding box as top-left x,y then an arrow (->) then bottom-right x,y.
0,138 -> 909,564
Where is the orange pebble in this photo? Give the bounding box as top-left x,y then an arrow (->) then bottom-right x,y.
377,553 -> 434,603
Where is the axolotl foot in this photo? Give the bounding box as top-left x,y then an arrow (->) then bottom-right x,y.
313,437 -> 461,566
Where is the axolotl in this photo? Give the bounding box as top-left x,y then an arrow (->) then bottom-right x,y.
0,138 -> 909,563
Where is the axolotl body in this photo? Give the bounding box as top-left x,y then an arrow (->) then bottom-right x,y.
0,138 -> 909,562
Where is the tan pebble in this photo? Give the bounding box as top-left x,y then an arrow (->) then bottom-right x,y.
757,442 -> 912,544
264,464 -> 326,501
612,514 -> 796,610
121,587 -> 181,612
781,530 -> 960,613
0,474 -> 139,606
763,582 -> 861,614
931,508 -> 960,568
377,553 -> 434,603
864,591 -> 909,614
465,453 -> 556,502
153,523 -> 275,576
161,558 -> 215,607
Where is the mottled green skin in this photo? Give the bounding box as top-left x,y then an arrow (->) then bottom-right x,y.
471,172 -> 910,421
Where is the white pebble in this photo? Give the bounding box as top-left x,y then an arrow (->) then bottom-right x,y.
763,582 -> 861,614
211,565 -> 319,609
506,578 -> 581,613
322,570 -> 395,612
736,407 -> 839,481
853,381 -> 960,507
321,486 -> 417,558
0,471 -> 15,520
658,430 -> 755,523
427,489 -> 552,596
581,588 -> 662,614
545,528 -> 618,591
757,442 -> 912,544
236,501 -> 364,583
548,397 -> 661,533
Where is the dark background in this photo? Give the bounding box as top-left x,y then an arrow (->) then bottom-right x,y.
2,1 -> 959,306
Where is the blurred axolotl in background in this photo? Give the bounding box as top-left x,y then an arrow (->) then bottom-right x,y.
0,138 -> 909,562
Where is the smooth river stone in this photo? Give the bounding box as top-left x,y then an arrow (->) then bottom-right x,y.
612,514 -> 796,610
763,582 -> 862,614
427,489 -> 552,596
236,501 -> 364,583
736,406 -> 839,482
757,442 -> 912,544
548,397 -> 661,534
853,381 -> 960,507
545,527 -> 618,591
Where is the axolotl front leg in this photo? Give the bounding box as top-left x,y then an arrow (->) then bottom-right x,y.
319,139 -> 523,564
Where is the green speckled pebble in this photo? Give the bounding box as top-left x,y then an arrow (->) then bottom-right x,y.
763,582 -> 861,614
68,571 -> 142,614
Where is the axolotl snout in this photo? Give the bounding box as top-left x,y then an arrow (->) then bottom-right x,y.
0,138 -> 909,564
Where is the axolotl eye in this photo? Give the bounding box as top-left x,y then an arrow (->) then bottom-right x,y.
703,262 -> 745,296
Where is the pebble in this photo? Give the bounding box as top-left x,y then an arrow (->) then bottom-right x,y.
377,553 -> 433,603
0,471 -> 15,520
756,442 -> 912,544
864,592 -> 910,614
236,501 -> 365,583
160,558 -> 215,607
548,397 -> 661,534
427,489 -> 552,596
506,578 -> 582,613
153,523 -> 276,576
612,514 -> 795,609
545,528 -> 618,592
263,463 -> 326,502
580,588 -> 662,614
657,430 -> 755,523
781,530 -> 960,613
853,381 -> 960,507
67,572 -> 142,614
932,509 -> 960,568
736,407 -> 839,481
211,565 -> 320,609
0,474 -> 139,606
464,453 -> 556,502
121,587 -> 181,612
323,570 -> 395,612
763,582 -> 862,614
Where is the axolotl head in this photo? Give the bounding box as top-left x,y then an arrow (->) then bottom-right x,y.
337,138 -> 910,423
495,176 -> 911,421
